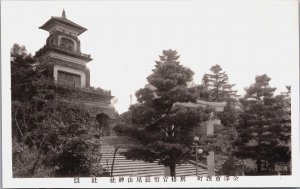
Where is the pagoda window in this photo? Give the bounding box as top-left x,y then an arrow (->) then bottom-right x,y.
60,37 -> 75,51
50,38 -> 56,46
57,70 -> 81,87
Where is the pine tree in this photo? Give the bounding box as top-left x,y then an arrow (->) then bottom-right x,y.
200,64 -> 239,127
201,64 -> 237,102
122,50 -> 210,176
235,74 -> 291,174
197,65 -> 240,163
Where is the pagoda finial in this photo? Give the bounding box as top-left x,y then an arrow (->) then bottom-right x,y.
62,9 -> 66,18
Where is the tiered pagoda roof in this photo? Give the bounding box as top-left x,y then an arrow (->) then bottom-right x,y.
39,10 -> 87,35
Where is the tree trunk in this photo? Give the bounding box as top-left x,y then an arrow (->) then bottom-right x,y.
270,161 -> 275,172
110,146 -> 119,176
169,164 -> 176,177
257,159 -> 262,174
257,119 -> 263,175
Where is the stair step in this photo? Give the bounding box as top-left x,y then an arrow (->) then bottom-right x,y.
112,167 -> 206,174
101,162 -> 161,167
101,158 -> 159,162
101,159 -> 159,164
176,172 -> 207,177
101,156 -> 129,160
176,169 -> 207,174
103,162 -> 162,167
101,154 -> 129,157
113,166 -> 165,171
112,170 -> 208,177
102,163 -> 206,171
176,167 -> 199,171
112,167 -> 165,174
113,171 -> 165,177
98,136 -> 208,177
100,146 -> 127,149
105,164 -> 206,173
100,150 -> 127,153
111,169 -> 163,176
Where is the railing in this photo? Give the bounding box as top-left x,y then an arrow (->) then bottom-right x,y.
54,82 -> 111,96
35,44 -> 91,59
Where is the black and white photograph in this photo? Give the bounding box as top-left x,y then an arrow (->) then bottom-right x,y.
1,0 -> 300,187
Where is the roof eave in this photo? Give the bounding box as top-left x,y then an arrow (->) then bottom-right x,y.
39,19 -> 87,35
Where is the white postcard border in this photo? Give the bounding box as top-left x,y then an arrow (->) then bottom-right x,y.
2,0 -> 300,187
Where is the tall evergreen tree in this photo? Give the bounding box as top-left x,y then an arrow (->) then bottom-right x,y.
235,74 -> 291,174
199,64 -> 239,129
201,64 -> 237,102
122,50 -> 210,176
197,65 -> 240,163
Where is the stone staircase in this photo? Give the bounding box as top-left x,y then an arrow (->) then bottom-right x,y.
99,136 -> 208,177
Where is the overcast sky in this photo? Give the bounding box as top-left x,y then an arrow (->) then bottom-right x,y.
2,0 -> 299,113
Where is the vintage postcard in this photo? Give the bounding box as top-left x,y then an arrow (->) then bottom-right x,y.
1,0 -> 300,188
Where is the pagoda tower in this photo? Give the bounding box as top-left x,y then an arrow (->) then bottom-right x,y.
35,10 -> 116,135
35,9 -> 91,87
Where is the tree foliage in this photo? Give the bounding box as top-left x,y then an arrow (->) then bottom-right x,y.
200,64 -> 238,102
11,44 -> 106,177
235,74 -> 291,174
199,65 -> 240,128
196,65 -> 240,163
122,50 -> 210,176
